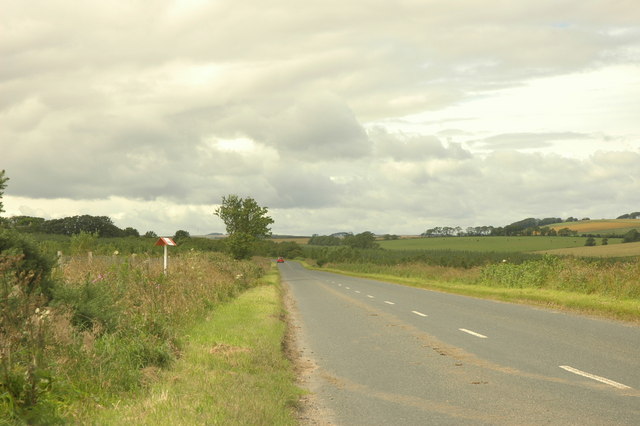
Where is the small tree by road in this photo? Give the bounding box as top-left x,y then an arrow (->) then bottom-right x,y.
0,169 -> 8,216
214,195 -> 274,259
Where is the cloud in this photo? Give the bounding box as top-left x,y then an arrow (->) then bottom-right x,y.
470,132 -> 588,150
1,0 -> 639,235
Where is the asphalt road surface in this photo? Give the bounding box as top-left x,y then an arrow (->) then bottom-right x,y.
281,261 -> 640,425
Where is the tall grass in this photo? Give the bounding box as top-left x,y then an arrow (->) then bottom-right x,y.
1,250 -> 267,424
479,255 -> 640,299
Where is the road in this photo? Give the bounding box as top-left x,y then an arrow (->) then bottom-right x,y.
280,261 -> 640,425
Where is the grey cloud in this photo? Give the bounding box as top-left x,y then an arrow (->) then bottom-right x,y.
265,166 -> 343,209
370,128 -> 472,161
471,132 -> 590,150
2,0 -> 639,236
264,93 -> 371,160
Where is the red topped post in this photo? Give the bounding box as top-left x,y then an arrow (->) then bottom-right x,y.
155,237 -> 177,275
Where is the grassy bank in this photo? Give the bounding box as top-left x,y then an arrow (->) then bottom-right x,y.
89,269 -> 302,425
311,258 -> 640,323
1,248 -> 271,424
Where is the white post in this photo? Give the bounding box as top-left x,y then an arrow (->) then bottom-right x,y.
163,244 -> 168,275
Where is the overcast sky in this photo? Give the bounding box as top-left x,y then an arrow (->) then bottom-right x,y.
2,0 -> 639,236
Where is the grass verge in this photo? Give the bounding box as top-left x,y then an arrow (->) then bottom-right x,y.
311,264 -> 640,324
88,266 -> 302,425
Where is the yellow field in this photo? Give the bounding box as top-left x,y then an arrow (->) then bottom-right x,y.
537,241 -> 640,257
551,219 -> 640,233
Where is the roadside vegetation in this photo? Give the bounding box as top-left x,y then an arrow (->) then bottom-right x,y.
1,226 -> 273,423
2,174 -> 301,424
89,267 -> 301,425
302,235 -> 640,322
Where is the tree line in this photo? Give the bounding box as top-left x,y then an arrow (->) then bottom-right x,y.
308,231 -> 380,249
422,213 -> 639,238
5,214 -> 155,238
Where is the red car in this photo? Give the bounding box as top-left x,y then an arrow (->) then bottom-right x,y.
277,257 -> 285,263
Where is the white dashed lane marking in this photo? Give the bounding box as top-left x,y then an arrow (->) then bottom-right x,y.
384,301 -> 395,305
459,328 -> 488,338
560,365 -> 631,390
412,311 -> 428,317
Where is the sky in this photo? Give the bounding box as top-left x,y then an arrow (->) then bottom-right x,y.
2,0 -> 639,236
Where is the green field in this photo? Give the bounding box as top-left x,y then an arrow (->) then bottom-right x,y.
378,236 -> 618,253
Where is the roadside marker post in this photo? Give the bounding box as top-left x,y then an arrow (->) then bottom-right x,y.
155,237 -> 177,275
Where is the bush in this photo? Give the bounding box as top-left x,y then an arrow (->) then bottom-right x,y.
622,229 -> 640,243
1,239 -> 59,423
0,228 -> 55,298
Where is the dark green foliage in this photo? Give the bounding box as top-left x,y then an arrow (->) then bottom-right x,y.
0,169 -> 7,214
214,195 -> 274,260
303,245 -> 542,269
0,228 -> 55,298
6,216 -> 46,233
344,231 -> 379,249
269,241 -> 304,259
53,279 -> 121,332
39,215 -> 124,237
585,237 -> 596,246
122,227 -> 140,237
173,229 -> 191,241
308,234 -> 343,246
1,233 -> 59,423
622,229 -> 640,243
617,212 -> 640,219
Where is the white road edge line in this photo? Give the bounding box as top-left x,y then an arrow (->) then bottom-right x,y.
412,311 -> 428,317
559,365 -> 631,390
384,301 -> 395,305
459,328 -> 488,338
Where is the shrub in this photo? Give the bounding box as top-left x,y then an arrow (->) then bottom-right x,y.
0,228 -> 55,298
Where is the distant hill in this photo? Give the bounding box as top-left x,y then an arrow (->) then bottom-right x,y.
550,219 -> 640,235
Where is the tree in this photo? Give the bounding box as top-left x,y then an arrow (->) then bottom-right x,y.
622,229 -> 640,243
584,237 -> 596,247
122,227 -> 140,237
214,195 -> 274,260
0,169 -> 8,215
344,231 -> 379,249
173,229 -> 191,241
144,230 -> 158,238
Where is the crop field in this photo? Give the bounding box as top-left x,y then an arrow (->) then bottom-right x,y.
378,236 -> 615,253
551,219 -> 640,234
537,241 -> 640,257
